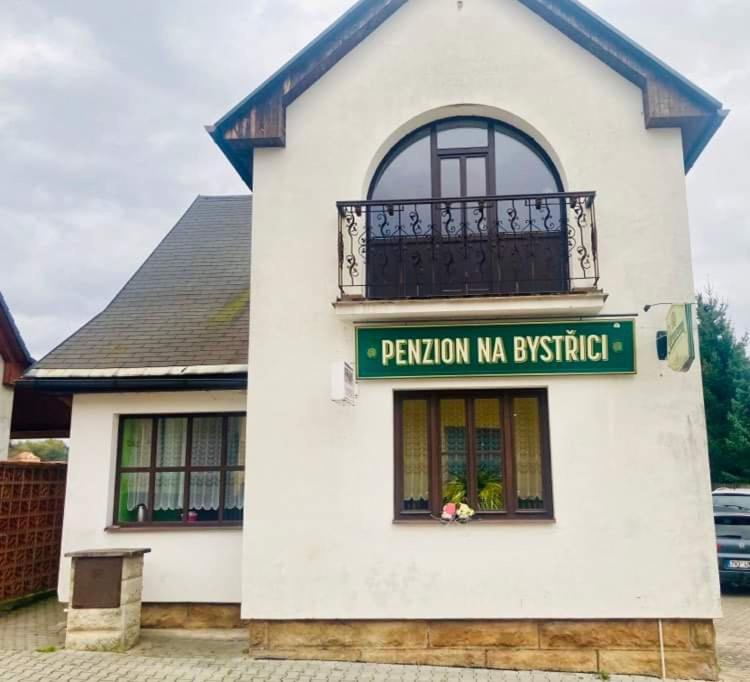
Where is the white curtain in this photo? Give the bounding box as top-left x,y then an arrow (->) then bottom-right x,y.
192,417 -> 222,466
157,418 -> 187,466
154,419 -> 187,510
224,472 -> 244,510
190,472 -> 220,511
123,419 -> 151,511
227,417 -> 246,465
126,472 -> 150,511
123,418 -> 152,467
123,416 -> 246,514
153,472 -> 182,511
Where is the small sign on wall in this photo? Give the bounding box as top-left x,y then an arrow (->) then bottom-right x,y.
666,304 -> 696,373
331,361 -> 357,405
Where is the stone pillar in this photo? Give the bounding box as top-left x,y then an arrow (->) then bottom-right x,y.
64,548 -> 151,652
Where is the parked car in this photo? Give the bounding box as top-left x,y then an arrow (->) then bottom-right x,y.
713,489 -> 750,588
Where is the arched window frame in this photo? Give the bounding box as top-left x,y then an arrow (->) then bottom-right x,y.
368,116 -> 564,201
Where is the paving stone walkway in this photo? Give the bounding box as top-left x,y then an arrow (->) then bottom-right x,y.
1,595 -> 748,681
714,591 -> 750,682
0,597 -> 65,651
0,650 -> 658,682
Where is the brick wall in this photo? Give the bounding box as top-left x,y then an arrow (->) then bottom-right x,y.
0,462 -> 66,605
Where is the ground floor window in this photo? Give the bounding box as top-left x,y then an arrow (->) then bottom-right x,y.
114,413 -> 245,527
394,390 -> 552,520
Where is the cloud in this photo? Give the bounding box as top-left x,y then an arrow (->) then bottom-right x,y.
1,0 -> 748,359
0,7 -> 108,82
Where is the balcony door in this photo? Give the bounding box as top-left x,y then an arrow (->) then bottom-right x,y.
436,139 -> 494,296
367,117 -> 566,299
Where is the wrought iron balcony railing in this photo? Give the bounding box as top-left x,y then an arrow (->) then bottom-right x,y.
337,192 -> 599,301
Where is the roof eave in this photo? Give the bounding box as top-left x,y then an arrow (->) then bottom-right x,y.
0,292 -> 33,367
210,0 -> 726,180
684,109 -> 730,173
17,373 -> 248,394
210,0 -> 378,133
207,126 -> 254,189
557,0 -> 722,111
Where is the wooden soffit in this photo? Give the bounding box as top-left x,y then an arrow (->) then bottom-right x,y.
0,296 -> 32,386
208,0 -> 727,188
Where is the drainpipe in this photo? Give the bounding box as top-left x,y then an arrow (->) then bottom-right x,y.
658,619 -> 667,680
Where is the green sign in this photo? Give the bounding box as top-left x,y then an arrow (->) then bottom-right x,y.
666,304 -> 695,373
356,319 -> 636,379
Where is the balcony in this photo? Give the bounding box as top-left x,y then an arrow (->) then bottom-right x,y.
336,192 -> 602,320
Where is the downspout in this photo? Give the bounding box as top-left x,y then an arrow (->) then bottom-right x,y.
658,619 -> 667,680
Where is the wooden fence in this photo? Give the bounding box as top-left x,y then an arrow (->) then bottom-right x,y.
0,462 -> 67,605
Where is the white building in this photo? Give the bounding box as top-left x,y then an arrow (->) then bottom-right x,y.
25,0 -> 728,678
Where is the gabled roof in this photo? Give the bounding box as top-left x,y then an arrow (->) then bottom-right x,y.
208,0 -> 727,189
0,291 -> 33,385
25,195 -> 251,389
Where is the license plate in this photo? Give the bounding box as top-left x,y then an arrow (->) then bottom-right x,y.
728,560 -> 750,570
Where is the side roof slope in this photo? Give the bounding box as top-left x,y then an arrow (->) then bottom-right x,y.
28,195 -> 251,380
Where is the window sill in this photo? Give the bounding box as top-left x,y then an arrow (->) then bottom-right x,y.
105,524 -> 242,532
334,290 -> 607,323
392,516 -> 555,525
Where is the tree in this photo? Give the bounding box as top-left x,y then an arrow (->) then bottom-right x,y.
8,439 -> 69,462
697,291 -> 750,482
724,370 -> 750,478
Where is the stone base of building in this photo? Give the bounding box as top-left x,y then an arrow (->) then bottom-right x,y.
141,603 -> 243,629
247,619 -> 718,680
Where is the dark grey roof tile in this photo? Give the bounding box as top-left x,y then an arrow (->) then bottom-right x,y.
34,195 -> 251,372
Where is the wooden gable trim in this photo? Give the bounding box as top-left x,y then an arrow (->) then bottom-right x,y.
0,321 -> 30,386
0,294 -> 32,386
208,0 -> 407,187
515,0 -> 727,170
2,360 -> 26,386
210,0 -> 726,188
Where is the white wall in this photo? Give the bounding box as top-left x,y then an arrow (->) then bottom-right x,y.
58,390 -> 245,604
0,357 -> 13,460
241,0 -> 719,620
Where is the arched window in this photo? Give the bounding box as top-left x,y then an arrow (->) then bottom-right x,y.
370,118 -> 561,201
362,118 -> 570,299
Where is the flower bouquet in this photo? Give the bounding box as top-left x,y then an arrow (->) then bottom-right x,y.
436,501 -> 476,524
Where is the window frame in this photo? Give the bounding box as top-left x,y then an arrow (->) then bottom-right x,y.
393,389 -> 553,522
369,116 -> 564,202
112,411 -> 246,529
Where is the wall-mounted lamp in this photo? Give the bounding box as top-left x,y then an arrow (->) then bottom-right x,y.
656,331 -> 668,360
643,301 -> 695,313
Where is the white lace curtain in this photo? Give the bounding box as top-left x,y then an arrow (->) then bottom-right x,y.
123,415 -> 245,513
189,418 -> 222,510
154,419 -> 187,511
124,419 -> 151,511
224,473 -> 244,510
126,472 -> 149,511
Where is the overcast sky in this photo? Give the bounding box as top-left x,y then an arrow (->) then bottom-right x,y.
1,0 -> 747,359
